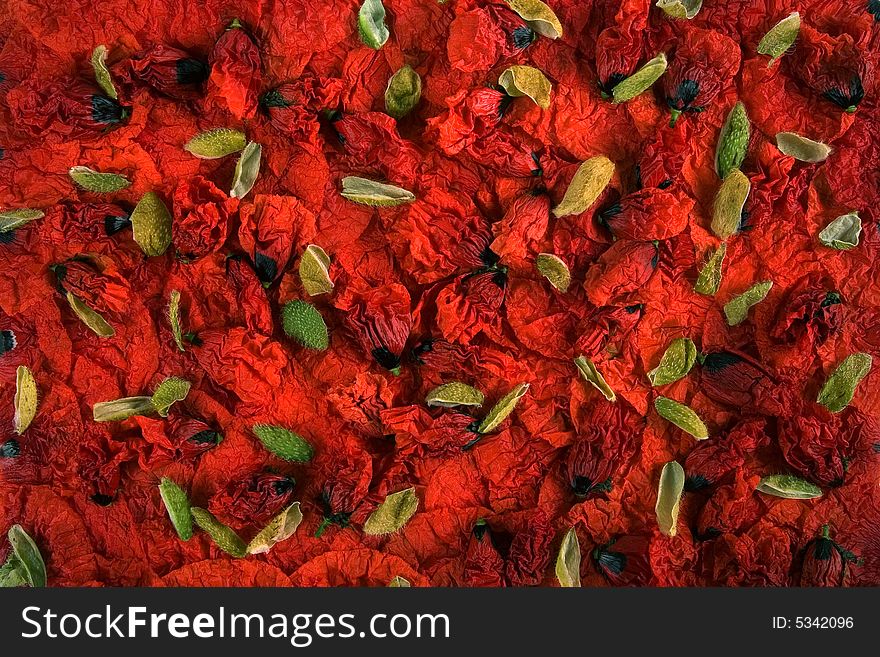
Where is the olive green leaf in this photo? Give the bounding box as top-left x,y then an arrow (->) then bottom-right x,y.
92,396 -> 155,422
647,338 -> 697,386
724,280 -> 773,326
184,128 -> 247,159
425,382 -> 484,408
230,141 -> 262,199
536,253 -> 571,292
385,64 -> 422,119
716,102 -> 750,179
574,355 -> 616,402
13,365 -> 38,435
168,290 -> 185,351
91,45 -> 118,99
498,65 -> 552,109
299,245 -> 334,296
281,300 -> 329,350
0,208 -> 45,233
476,383 -> 530,434
655,0 -> 702,19
555,527 -> 581,587
776,132 -> 831,163
612,53 -> 667,104
340,176 -> 415,206
694,242 -> 727,296
151,377 -> 191,417
551,156 -> 615,217
358,0 -> 390,50
252,424 -> 315,462
130,192 -> 172,257
159,477 -> 193,541
247,502 -> 303,555
654,396 -> 708,440
757,12 -> 800,64
191,507 -> 248,557
1,525 -> 46,587
819,212 -> 861,250
655,461 -> 685,537
711,169 -> 750,239
504,0 -> 563,38
388,576 -> 411,587
756,474 -> 822,500
817,353 -> 872,413
65,291 -> 115,338
69,166 -> 131,193
363,487 -> 419,535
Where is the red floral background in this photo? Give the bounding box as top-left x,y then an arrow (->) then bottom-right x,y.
2,0 -> 880,587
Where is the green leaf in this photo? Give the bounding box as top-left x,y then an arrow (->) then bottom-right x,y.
340,176 -> 415,206
504,0 -> 563,38
655,0 -> 702,19
363,487 -> 419,535
92,396 -> 155,422
555,527 -> 581,587
130,192 -> 172,257
818,212 -> 861,250
69,166 -> 131,193
817,353 -> 872,413
655,461 -> 686,537
536,253 -> 571,292
65,291 -> 115,338
654,396 -> 708,440
151,377 -> 191,417
191,508 -> 248,557
498,65 -> 552,109
756,474 -> 822,500
230,141 -> 262,199
159,478 -> 193,541
358,0 -> 390,49
574,355 -> 615,402
716,102 -> 750,179
611,53 -> 667,104
385,64 -> 422,119
723,280 -> 773,326
168,290 -> 185,352
281,300 -> 329,350
694,242 -> 727,296
425,382 -> 484,408
776,132 -> 832,163
0,208 -> 45,233
91,45 -> 118,99
184,128 -> 247,159
476,383 -> 530,434
299,245 -> 334,296
710,169 -> 750,239
247,502 -> 303,555
647,338 -> 697,386
252,424 -> 315,462
551,156 -> 615,218
757,12 -> 800,64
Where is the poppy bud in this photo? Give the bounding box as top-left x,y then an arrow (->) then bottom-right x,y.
462,521 -> 506,587
128,45 -> 208,100
769,278 -> 842,350
699,350 -> 781,414
584,241 -> 658,307
800,525 -> 860,586
346,284 -> 413,375
206,19 -> 261,119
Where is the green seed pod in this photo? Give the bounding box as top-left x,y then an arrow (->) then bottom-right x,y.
358,0 -> 390,49
756,474 -> 822,500
498,65 -> 552,109
716,102 -> 750,179
191,508 -> 248,558
776,132 -> 832,163
385,64 -> 422,119
818,212 -> 861,250
130,192 -> 172,257
647,338 -> 697,386
612,53 -> 667,103
184,128 -> 247,159
92,396 -> 155,422
13,365 -> 38,435
91,45 -> 118,99
151,377 -> 191,417
68,166 -> 131,193
817,353 -> 872,413
3,525 -> 46,587
555,527 -> 581,587
694,243 -> 727,296
340,176 -> 415,206
363,488 -> 419,536
65,291 -> 115,337
723,280 -> 773,326
476,383 -> 530,434
504,0 -> 563,38
425,382 -> 484,408
247,502 -> 302,555
388,576 -> 411,587
536,253 -> 571,292
281,300 -> 329,350
159,478 -> 193,541
0,208 -> 44,233
655,0 -> 703,20
757,12 -> 800,65
229,141 -> 262,199
711,169 -> 750,239
574,355 -> 616,401
551,156 -> 615,218
168,290 -> 185,352
655,461 -> 685,537
252,424 -> 315,462
654,396 -> 708,440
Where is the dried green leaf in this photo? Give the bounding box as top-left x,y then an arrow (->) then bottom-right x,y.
130,192 -> 172,257
711,169 -> 750,239
340,176 -> 415,206
159,477 -> 193,541
574,355 -> 616,402
648,338 -> 697,386
5,525 -> 46,587
551,156 -> 615,217
724,280 -> 773,326
612,53 -> 667,103
184,128 -> 247,159
358,0 -> 390,49
13,365 -> 38,435
425,382 -> 484,408
776,132 -> 832,163
655,461 -> 685,537
385,64 -> 422,119
694,243 -> 727,296
0,208 -> 45,233
65,291 -> 115,338
716,102 -> 750,179
504,0 -> 563,38
654,396 -> 708,440
535,253 -> 571,292
817,353 -> 872,413
363,487 -> 419,535
92,396 -> 154,422
252,424 -> 315,462
655,0 -> 702,19
818,212 -> 861,250
151,377 -> 191,417
498,65 -> 552,109
68,166 -> 131,193
476,383 -> 530,434
230,141 -> 262,199
388,576 -> 412,587
91,45 -> 118,99
555,527 -> 581,587
757,12 -> 800,64
191,507 -> 247,557
756,474 -> 822,500
247,502 -> 303,555
168,290 -> 185,351
299,245 -> 334,296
